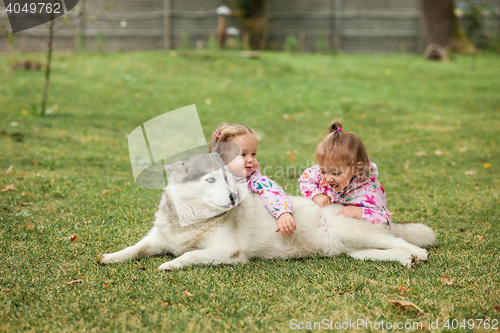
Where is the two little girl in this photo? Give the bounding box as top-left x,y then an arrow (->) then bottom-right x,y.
208,119 -> 391,235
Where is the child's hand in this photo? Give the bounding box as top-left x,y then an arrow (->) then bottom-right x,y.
337,206 -> 362,219
312,194 -> 331,207
276,213 -> 296,236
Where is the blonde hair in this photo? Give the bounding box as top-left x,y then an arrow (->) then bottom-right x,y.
208,123 -> 260,162
315,119 -> 371,179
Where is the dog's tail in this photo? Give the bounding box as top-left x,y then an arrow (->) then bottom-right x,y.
392,223 -> 436,248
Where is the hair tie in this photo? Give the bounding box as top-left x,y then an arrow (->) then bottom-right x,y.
337,127 -> 342,132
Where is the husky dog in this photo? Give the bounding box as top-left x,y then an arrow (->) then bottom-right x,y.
99,153 -> 435,270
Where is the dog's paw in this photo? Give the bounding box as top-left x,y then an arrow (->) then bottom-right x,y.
413,248 -> 428,261
157,260 -> 185,271
400,255 -> 414,268
98,253 -> 122,265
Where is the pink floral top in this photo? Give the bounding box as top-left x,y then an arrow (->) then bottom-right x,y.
247,167 -> 293,219
298,162 -> 391,227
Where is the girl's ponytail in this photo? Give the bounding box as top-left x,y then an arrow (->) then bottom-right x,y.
327,119 -> 343,134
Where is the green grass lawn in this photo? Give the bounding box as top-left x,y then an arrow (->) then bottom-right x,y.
1,49 -> 499,332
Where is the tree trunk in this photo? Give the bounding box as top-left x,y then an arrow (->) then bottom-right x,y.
420,0 -> 476,53
42,17 -> 55,113
420,0 -> 455,47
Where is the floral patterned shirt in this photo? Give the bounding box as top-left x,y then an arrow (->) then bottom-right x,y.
247,167 -> 293,219
298,162 -> 391,227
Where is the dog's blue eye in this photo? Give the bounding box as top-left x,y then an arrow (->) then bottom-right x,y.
206,177 -> 215,183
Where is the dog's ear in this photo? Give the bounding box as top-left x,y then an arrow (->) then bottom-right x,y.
163,161 -> 188,183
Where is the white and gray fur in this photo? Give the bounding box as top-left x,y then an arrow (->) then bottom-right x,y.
99,153 -> 436,270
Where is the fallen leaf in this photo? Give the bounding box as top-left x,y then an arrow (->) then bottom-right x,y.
398,284 -> 408,294
477,235 -> 485,241
484,163 -> 492,169
434,150 -> 444,156
464,170 -> 476,176
404,164 -> 409,170
495,304 -> 499,312
368,279 -> 377,284
31,159 -> 38,166
183,289 -> 194,297
6,165 -> 13,173
388,300 -> 423,313
69,235 -> 78,242
102,189 -> 110,197
134,264 -> 145,271
440,275 -> 455,285
2,184 -> 16,191
286,151 -> 295,162
416,152 -> 427,157
459,147 -> 468,153
27,224 -> 35,229
161,301 -> 169,308
66,279 -> 82,286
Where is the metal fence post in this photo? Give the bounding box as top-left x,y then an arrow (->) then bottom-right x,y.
334,0 -> 342,52
163,0 -> 172,49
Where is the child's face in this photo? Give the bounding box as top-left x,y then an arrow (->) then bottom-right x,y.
229,134 -> 258,178
318,161 -> 357,192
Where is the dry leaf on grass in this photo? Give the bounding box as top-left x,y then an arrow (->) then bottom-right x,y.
6,165 -> 13,174
434,150 -> 444,156
161,301 -> 169,308
440,275 -> 455,286
286,151 -> 295,162
416,152 -> 427,157
398,284 -> 408,294
484,163 -> 492,169
27,224 -> 35,230
2,184 -> 16,191
388,300 -> 423,313
66,279 -> 82,286
102,189 -> 110,197
134,264 -> 145,271
464,170 -> 476,176
69,235 -> 78,242
183,290 -> 194,297
459,147 -> 468,153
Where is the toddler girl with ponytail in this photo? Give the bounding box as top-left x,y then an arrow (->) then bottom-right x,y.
298,119 -> 391,227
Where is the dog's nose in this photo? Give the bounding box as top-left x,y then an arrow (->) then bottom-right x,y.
229,192 -> 237,205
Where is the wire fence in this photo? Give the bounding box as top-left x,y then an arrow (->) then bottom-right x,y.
1,0 -> 499,54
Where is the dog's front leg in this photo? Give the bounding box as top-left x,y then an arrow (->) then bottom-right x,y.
157,248 -> 246,271
99,227 -> 166,265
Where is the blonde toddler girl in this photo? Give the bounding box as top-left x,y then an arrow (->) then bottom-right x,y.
209,123 -> 297,235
